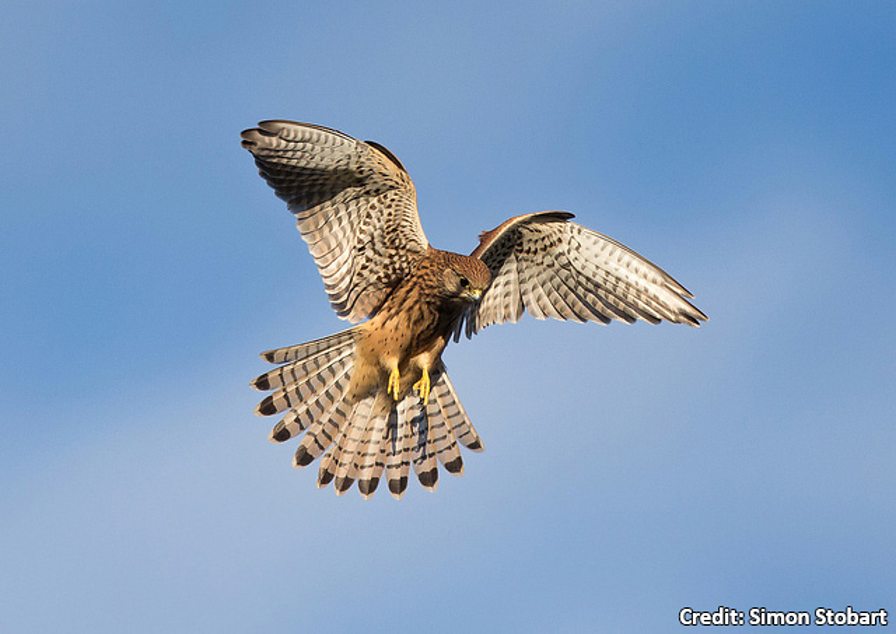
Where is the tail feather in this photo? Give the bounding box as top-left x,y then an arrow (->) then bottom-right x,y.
316,398 -> 363,488
397,400 -> 416,497
433,372 -> 484,452
331,397 -> 375,495
411,400 -> 439,490
346,396 -> 384,485
425,395 -> 464,475
355,404 -> 390,498
255,350 -> 354,417
316,423 -> 342,486
385,400 -> 416,499
252,344 -> 354,391
260,328 -> 356,364
383,408 -> 403,496
268,360 -> 354,442
294,396 -> 352,468
252,329 -> 485,499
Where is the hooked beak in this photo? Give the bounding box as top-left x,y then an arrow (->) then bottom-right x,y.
465,288 -> 483,302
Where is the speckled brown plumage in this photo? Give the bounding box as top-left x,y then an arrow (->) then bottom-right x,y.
242,120 -> 707,499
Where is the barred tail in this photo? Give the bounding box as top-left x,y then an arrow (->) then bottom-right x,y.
253,341 -> 484,499
349,368 -> 484,500
251,328 -> 358,443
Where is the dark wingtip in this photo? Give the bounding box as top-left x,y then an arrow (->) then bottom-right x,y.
256,120 -> 355,141
239,128 -> 259,143
257,120 -> 296,133
472,211 -> 575,259
365,140 -> 408,174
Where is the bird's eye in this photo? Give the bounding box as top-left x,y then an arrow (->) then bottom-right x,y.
459,277 -> 470,288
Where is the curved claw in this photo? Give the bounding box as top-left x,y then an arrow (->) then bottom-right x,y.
413,367 -> 431,404
387,367 -> 401,401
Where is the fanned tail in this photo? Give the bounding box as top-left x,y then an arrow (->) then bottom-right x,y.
370,368 -> 483,499
253,338 -> 484,499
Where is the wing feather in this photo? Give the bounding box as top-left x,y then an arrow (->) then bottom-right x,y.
466,212 -> 707,334
241,120 -> 429,322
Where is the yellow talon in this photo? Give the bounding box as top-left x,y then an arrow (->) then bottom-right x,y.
413,367 -> 431,404
387,367 -> 401,401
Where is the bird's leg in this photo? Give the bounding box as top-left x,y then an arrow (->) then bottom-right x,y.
413,366 -> 431,404
387,366 -> 402,401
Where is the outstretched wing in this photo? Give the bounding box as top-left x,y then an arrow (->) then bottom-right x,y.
454,211 -> 707,338
241,120 -> 429,322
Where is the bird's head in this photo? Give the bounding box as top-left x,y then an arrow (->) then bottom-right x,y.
442,257 -> 491,304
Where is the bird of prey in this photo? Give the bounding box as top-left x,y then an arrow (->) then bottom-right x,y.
241,120 -> 707,499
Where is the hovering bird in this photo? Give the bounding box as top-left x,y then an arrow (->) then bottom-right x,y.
241,120 -> 707,499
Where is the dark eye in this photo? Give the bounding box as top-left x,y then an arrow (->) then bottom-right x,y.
459,277 -> 470,288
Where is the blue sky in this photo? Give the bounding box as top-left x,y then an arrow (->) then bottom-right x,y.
2,1 -> 894,632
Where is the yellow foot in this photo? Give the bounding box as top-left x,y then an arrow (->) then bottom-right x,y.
413,367 -> 431,404
387,367 -> 401,401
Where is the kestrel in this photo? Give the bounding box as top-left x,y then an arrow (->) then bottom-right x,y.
241,120 -> 707,499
